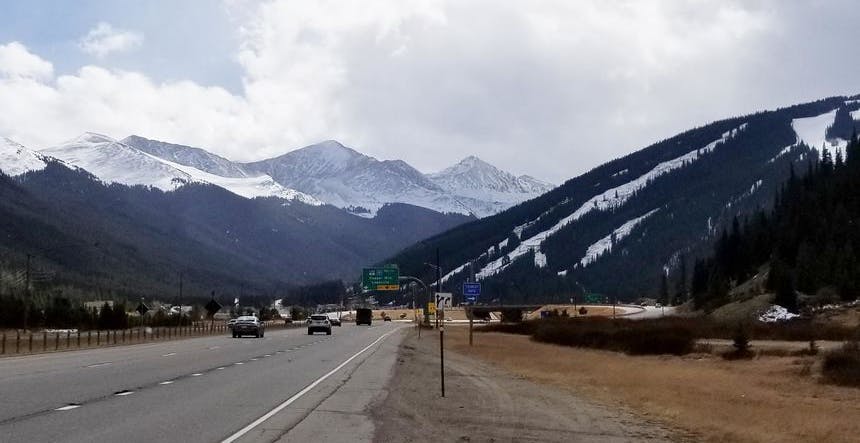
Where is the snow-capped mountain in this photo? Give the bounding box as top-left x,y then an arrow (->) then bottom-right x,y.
386,95 -> 860,302
0,137 -> 49,176
243,141 -> 551,217
122,135 -> 250,178
40,133 -> 320,205
243,140 -> 469,216
428,155 -> 554,204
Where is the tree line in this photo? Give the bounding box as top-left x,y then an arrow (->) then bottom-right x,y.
690,135 -> 860,311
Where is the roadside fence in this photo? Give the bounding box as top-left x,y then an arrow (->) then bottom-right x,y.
0,320 -> 298,357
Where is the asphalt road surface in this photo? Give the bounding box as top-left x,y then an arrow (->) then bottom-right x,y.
0,322 -> 404,443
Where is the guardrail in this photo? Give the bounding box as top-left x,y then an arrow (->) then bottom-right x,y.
0,320 -> 299,357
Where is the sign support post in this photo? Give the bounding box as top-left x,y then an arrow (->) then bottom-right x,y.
434,291 -> 451,398
469,306 -> 473,346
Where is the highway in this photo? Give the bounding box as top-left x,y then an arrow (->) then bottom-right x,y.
0,322 -> 404,443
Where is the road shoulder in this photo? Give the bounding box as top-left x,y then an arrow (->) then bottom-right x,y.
260,327 -> 404,443
372,328 -> 674,442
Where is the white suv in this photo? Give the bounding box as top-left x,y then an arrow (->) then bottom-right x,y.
307,315 -> 332,335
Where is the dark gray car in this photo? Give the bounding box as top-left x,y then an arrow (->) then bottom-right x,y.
232,316 -> 265,338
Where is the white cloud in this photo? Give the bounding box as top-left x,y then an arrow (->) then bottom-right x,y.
0,1 -> 859,182
0,42 -> 53,80
78,22 -> 144,58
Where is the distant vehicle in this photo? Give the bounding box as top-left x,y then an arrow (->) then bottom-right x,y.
655,303 -> 663,308
232,316 -> 264,338
329,317 -> 342,327
383,315 -> 392,322
308,315 -> 332,335
356,308 -> 372,326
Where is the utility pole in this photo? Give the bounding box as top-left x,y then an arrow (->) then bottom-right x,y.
178,272 -> 183,327
23,253 -> 31,331
436,248 -> 445,398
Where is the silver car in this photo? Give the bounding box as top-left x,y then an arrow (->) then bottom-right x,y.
307,315 -> 332,335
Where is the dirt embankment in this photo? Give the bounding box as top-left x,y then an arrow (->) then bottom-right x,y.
372,327 -> 676,442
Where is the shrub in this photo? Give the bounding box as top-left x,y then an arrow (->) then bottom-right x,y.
722,325 -> 754,360
530,317 -> 696,355
618,325 -> 695,355
477,320 -> 537,335
821,341 -> 860,386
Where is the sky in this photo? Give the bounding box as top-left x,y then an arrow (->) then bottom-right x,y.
1,0 -> 859,184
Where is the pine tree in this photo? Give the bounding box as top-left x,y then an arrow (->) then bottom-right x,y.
659,271 -> 669,306
675,254 -> 688,304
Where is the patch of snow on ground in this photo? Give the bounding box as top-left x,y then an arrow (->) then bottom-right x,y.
439,262 -> 469,284
557,270 -> 567,276
758,305 -> 800,323
580,209 -> 660,267
792,110 -> 847,160
768,145 -> 794,163
534,251 -> 547,268
476,124 -> 746,280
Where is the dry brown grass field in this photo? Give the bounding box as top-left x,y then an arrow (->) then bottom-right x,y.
446,326 -> 860,443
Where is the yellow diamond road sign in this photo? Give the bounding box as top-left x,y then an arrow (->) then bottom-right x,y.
428,302 -> 436,315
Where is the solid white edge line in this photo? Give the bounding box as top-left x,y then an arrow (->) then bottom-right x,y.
221,328 -> 399,443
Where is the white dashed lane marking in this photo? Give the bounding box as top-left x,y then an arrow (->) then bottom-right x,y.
85,362 -> 112,368
115,391 -> 134,397
162,352 -> 176,357
159,381 -> 175,385
55,405 -> 81,411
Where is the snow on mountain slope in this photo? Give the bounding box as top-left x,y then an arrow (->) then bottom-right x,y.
474,123 -> 748,280
40,133 -> 320,204
122,135 -> 251,178
0,137 -> 48,176
579,208 -> 660,268
152,156 -> 321,205
245,140 -> 478,216
791,109 -> 847,158
41,133 -> 194,190
428,155 -> 554,204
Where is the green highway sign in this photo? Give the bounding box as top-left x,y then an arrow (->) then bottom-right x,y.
362,266 -> 400,291
584,293 -> 605,304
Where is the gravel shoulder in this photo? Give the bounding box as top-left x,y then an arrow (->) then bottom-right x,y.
372,328 -> 675,442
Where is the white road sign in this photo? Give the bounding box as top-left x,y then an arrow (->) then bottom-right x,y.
435,292 -> 452,310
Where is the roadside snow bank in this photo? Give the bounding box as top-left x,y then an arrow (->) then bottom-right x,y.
758,305 -> 800,322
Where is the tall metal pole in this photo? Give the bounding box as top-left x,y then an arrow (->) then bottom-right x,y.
24,254 -> 31,331
178,272 -> 183,327
436,248 -> 444,398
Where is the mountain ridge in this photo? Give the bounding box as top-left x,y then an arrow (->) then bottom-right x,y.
383,95 -> 860,305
